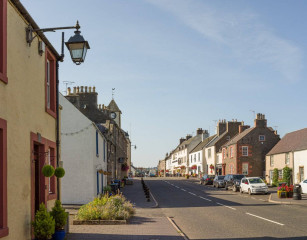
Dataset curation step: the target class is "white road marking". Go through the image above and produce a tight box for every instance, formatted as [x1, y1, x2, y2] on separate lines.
[181, 189, 187, 191]
[188, 192, 196, 195]
[246, 213, 284, 226]
[199, 196, 212, 202]
[216, 202, 236, 210]
[175, 186, 179, 188]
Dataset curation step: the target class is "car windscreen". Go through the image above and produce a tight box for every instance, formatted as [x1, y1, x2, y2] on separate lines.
[218, 176, 225, 180]
[233, 175, 245, 180]
[249, 178, 264, 184]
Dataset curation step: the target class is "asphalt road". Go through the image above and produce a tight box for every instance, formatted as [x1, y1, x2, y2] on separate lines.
[145, 178, 307, 240]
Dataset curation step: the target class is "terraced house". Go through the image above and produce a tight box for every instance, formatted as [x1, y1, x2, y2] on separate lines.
[0, 1, 62, 238]
[222, 114, 280, 177]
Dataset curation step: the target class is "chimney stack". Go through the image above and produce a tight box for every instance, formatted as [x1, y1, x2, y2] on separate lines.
[239, 125, 250, 133]
[180, 138, 185, 144]
[196, 128, 203, 135]
[186, 134, 192, 140]
[254, 113, 267, 128]
[202, 130, 209, 141]
[217, 120, 227, 136]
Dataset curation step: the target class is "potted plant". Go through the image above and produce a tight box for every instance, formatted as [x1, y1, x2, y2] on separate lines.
[32, 203, 55, 240]
[50, 200, 68, 240]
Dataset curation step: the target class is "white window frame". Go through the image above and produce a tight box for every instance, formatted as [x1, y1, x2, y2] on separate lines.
[242, 163, 248, 175]
[46, 59, 50, 109]
[270, 155, 274, 167]
[47, 149, 52, 193]
[285, 152, 290, 165]
[259, 135, 265, 141]
[230, 147, 233, 158]
[242, 146, 248, 156]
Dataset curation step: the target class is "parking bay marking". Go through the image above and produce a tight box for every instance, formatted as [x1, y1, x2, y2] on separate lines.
[188, 192, 196, 196]
[246, 212, 284, 226]
[181, 189, 187, 191]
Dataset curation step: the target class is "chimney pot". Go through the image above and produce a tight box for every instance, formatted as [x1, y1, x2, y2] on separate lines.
[89, 87, 92, 93]
[85, 86, 88, 93]
[93, 86, 96, 92]
[73, 87, 76, 94]
[67, 87, 71, 95]
[81, 86, 84, 92]
[77, 86, 80, 93]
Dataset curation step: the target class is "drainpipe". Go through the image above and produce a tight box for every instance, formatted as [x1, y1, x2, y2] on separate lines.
[56, 60, 60, 201]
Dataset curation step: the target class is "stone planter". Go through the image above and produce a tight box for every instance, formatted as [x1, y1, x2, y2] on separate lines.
[277, 190, 287, 198]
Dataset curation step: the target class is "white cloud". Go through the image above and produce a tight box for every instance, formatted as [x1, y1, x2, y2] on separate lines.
[145, 0, 303, 82]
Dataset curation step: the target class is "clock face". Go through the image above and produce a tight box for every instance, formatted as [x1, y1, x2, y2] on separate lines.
[110, 112, 117, 119]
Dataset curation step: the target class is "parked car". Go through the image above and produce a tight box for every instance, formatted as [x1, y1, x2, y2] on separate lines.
[300, 179, 307, 194]
[213, 175, 225, 188]
[224, 174, 245, 191]
[200, 174, 215, 185]
[240, 177, 268, 195]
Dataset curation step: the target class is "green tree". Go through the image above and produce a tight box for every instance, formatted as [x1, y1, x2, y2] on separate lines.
[283, 166, 292, 186]
[272, 168, 279, 187]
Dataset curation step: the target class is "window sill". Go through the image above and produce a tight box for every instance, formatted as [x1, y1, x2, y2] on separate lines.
[0, 227, 9, 238]
[47, 193, 57, 201]
[46, 108, 57, 119]
[0, 73, 8, 84]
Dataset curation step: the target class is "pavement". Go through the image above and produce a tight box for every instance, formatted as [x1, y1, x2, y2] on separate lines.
[66, 178, 185, 240]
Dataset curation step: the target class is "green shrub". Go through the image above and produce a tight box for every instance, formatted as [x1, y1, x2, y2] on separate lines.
[283, 166, 292, 186]
[103, 185, 112, 194]
[273, 168, 279, 186]
[76, 194, 135, 221]
[54, 167, 65, 178]
[50, 200, 68, 230]
[32, 203, 55, 240]
[42, 165, 55, 177]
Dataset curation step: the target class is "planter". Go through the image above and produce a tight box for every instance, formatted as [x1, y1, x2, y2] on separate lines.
[287, 192, 293, 198]
[52, 230, 65, 240]
[277, 190, 287, 198]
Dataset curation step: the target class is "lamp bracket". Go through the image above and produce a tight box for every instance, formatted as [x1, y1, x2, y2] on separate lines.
[26, 21, 81, 45]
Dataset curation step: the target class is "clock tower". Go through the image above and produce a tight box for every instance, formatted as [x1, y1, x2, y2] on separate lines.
[108, 99, 122, 127]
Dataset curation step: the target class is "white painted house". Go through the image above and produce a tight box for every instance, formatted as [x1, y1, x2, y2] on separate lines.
[60, 94, 107, 204]
[189, 135, 216, 175]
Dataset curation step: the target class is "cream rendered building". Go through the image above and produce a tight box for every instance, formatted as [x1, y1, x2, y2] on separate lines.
[0, 1, 63, 239]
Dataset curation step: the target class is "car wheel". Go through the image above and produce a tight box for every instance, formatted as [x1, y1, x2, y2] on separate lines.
[248, 189, 252, 195]
[213, 184, 216, 188]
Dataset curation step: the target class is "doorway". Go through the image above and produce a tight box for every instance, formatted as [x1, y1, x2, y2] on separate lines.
[34, 144, 40, 214]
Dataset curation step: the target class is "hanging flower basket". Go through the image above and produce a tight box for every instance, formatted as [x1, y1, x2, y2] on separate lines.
[121, 163, 129, 171]
[191, 165, 197, 170]
[209, 164, 214, 170]
[42, 165, 55, 177]
[180, 166, 186, 169]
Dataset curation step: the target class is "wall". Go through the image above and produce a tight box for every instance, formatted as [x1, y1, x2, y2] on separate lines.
[265, 153, 293, 183]
[0, 2, 57, 239]
[60, 94, 107, 204]
[294, 149, 307, 184]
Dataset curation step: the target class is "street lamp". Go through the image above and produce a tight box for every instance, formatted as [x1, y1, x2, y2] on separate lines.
[26, 21, 90, 64]
[65, 22, 90, 65]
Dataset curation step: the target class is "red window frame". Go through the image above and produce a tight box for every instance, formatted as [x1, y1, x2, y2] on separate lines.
[0, 118, 8, 238]
[45, 48, 56, 118]
[0, 0, 8, 84]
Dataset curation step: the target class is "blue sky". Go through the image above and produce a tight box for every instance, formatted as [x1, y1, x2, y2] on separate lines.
[21, 0, 307, 167]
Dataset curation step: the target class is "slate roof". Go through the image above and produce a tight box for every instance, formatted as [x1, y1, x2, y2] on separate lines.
[96, 124, 108, 134]
[108, 99, 122, 113]
[267, 128, 307, 155]
[224, 127, 254, 146]
[190, 135, 217, 153]
[206, 132, 227, 148]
